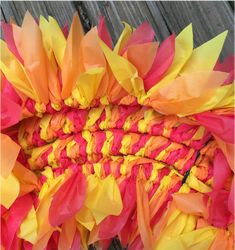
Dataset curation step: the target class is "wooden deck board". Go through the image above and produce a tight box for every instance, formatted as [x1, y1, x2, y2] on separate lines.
[156, 1, 234, 58]
[1, 1, 233, 59]
[80, 1, 171, 42]
[1, 1, 76, 26]
[80, 1, 234, 59]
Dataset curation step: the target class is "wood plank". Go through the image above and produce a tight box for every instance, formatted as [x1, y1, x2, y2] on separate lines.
[0, 7, 6, 39]
[153, 1, 234, 59]
[1, 1, 76, 26]
[73, 1, 91, 32]
[81, 1, 233, 59]
[228, 1, 234, 10]
[2, 1, 233, 60]
[1, 7, 6, 22]
[80, 1, 170, 43]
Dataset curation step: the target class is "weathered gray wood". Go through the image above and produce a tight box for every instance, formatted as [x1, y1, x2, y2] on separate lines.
[2, 1, 233, 60]
[81, 1, 234, 59]
[1, 6, 6, 21]
[228, 1, 234, 10]
[1, 1, 76, 26]
[155, 1, 234, 59]
[80, 1, 234, 59]
[1, 7, 6, 38]
[79, 1, 171, 43]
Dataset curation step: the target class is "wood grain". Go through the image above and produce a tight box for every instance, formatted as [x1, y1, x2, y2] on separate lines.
[155, 1, 234, 59]
[80, 1, 234, 59]
[2, 1, 233, 59]
[79, 1, 171, 42]
[1, 1, 76, 26]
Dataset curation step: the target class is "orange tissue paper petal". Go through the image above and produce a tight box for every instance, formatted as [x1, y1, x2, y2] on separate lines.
[124, 42, 158, 78]
[81, 27, 106, 71]
[12, 12, 49, 104]
[61, 14, 84, 99]
[0, 133, 20, 178]
[0, 40, 36, 101]
[149, 71, 230, 116]
[12, 161, 40, 196]
[136, 171, 153, 250]
[58, 217, 77, 250]
[173, 193, 207, 217]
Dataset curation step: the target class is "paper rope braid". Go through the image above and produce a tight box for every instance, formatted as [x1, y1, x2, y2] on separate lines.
[0, 12, 234, 250]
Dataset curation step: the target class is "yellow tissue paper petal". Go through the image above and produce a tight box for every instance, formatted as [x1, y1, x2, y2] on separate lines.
[0, 134, 20, 178]
[155, 227, 217, 250]
[85, 175, 123, 224]
[186, 174, 211, 193]
[85, 107, 104, 129]
[39, 114, 52, 141]
[100, 39, 136, 93]
[19, 206, 38, 244]
[101, 131, 113, 156]
[192, 127, 205, 140]
[181, 30, 228, 74]
[48, 16, 66, 68]
[0, 173, 20, 209]
[77, 223, 90, 249]
[76, 206, 95, 231]
[72, 67, 105, 107]
[211, 83, 234, 109]
[28, 144, 52, 170]
[82, 130, 93, 155]
[192, 83, 234, 115]
[39, 16, 58, 72]
[99, 39, 145, 98]
[99, 106, 112, 130]
[0, 40, 36, 101]
[39, 16, 55, 65]
[114, 22, 133, 54]
[148, 24, 193, 95]
[165, 212, 189, 237]
[182, 215, 196, 233]
[39, 16, 61, 103]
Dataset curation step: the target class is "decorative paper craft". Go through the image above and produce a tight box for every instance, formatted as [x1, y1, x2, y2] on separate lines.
[0, 12, 234, 250]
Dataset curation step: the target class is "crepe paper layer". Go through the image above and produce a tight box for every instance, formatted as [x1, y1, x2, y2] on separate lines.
[19, 105, 212, 151]
[0, 12, 234, 250]
[25, 130, 198, 175]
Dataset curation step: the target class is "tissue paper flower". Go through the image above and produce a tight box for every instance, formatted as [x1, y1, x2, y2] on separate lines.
[1, 12, 234, 250]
